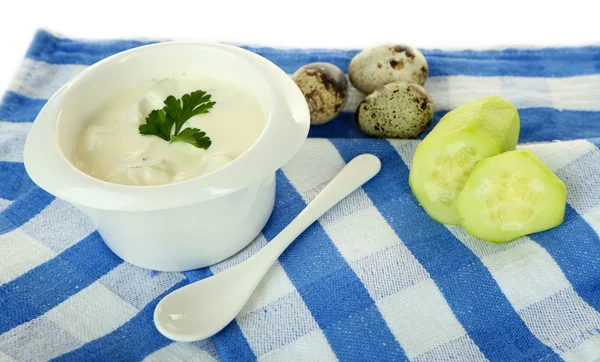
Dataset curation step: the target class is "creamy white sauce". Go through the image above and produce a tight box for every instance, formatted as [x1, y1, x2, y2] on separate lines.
[74, 76, 265, 186]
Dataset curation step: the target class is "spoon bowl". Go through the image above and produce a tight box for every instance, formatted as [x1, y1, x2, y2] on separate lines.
[155, 260, 263, 342]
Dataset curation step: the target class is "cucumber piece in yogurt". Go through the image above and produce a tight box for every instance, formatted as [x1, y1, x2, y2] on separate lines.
[409, 96, 520, 225]
[456, 150, 566, 243]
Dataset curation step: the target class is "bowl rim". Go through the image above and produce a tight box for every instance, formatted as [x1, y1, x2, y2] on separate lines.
[23, 41, 310, 212]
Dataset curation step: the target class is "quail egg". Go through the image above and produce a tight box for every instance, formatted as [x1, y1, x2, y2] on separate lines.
[356, 81, 434, 138]
[349, 45, 428, 94]
[292, 62, 349, 125]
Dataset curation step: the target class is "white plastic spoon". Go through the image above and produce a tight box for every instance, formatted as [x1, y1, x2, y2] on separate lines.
[154, 154, 381, 342]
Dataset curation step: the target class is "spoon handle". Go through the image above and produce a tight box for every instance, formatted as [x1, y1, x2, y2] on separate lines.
[253, 154, 382, 269]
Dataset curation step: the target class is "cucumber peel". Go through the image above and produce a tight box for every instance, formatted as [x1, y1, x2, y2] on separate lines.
[409, 96, 520, 225]
[456, 149, 567, 243]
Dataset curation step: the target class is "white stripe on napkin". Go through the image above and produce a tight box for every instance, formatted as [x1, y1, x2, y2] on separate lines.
[584, 206, 600, 237]
[143, 341, 219, 362]
[98, 263, 185, 310]
[21, 199, 95, 253]
[0, 229, 55, 285]
[392, 138, 600, 359]
[0, 198, 11, 213]
[343, 75, 600, 113]
[522, 140, 596, 172]
[549, 76, 600, 111]
[10, 59, 600, 113]
[0, 351, 17, 362]
[527, 141, 600, 239]
[45, 282, 138, 342]
[561, 335, 600, 362]
[376, 279, 487, 361]
[282, 139, 486, 360]
[237, 291, 324, 357]
[429, 75, 600, 113]
[412, 335, 491, 362]
[0, 121, 30, 163]
[209, 235, 268, 275]
[258, 330, 337, 362]
[458, 232, 571, 310]
[520, 288, 600, 362]
[9, 59, 86, 99]
[0, 316, 81, 361]
[554, 146, 600, 216]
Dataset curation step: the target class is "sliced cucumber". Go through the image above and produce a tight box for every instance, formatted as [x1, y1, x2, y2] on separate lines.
[456, 149, 567, 243]
[409, 96, 520, 224]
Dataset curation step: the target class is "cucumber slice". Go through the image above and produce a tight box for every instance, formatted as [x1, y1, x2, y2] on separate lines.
[409, 96, 520, 224]
[456, 149, 567, 243]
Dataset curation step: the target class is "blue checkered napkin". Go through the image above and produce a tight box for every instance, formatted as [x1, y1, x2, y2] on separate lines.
[1, 30, 600, 361]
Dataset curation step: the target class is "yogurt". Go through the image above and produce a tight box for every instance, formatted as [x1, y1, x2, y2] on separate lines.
[74, 76, 265, 186]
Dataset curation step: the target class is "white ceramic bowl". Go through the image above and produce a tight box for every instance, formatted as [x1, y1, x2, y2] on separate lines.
[23, 42, 310, 272]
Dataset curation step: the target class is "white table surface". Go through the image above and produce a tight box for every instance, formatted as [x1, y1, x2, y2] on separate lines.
[1, 0, 597, 93]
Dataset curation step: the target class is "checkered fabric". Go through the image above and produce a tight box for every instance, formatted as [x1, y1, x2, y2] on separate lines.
[1, 30, 600, 361]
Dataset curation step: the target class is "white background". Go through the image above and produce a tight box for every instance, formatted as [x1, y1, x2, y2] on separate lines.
[0, 0, 598, 92]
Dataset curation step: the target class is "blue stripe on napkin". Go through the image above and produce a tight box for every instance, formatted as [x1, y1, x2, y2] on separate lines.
[532, 206, 600, 312]
[26, 30, 156, 66]
[0, 162, 36, 200]
[241, 45, 600, 77]
[308, 109, 600, 143]
[0, 92, 47, 123]
[0, 232, 122, 335]
[331, 139, 560, 361]
[264, 171, 407, 360]
[24, 30, 600, 78]
[212, 323, 256, 361]
[0, 186, 53, 234]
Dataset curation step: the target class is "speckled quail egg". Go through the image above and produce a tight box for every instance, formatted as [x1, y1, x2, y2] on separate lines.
[349, 45, 428, 94]
[356, 81, 434, 138]
[292, 62, 349, 125]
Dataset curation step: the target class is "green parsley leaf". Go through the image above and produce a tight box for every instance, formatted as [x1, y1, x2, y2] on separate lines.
[164, 90, 215, 135]
[171, 128, 212, 149]
[138, 89, 216, 149]
[139, 109, 174, 141]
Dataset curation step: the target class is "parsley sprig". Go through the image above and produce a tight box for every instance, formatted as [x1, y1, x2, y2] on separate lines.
[139, 90, 215, 149]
